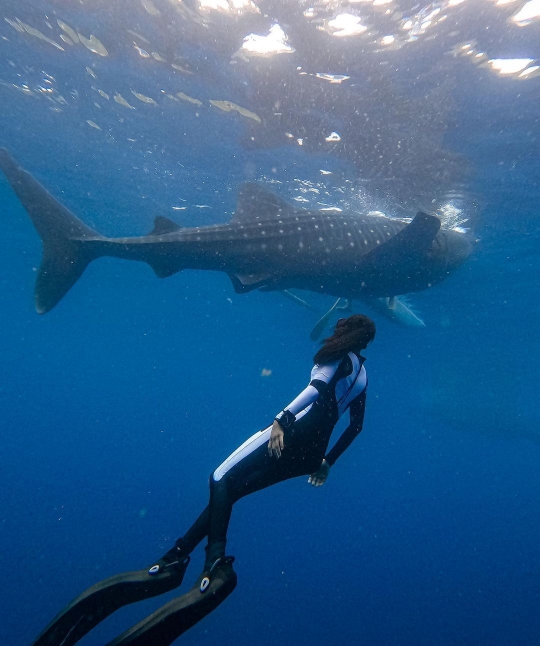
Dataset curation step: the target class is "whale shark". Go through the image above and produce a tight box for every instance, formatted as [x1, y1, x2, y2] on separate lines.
[0, 149, 471, 315]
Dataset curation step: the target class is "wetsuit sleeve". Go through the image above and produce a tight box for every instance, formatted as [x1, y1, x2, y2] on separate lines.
[325, 390, 367, 466]
[275, 362, 339, 429]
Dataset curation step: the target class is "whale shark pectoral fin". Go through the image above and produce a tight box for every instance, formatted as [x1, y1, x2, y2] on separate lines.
[229, 273, 273, 293]
[149, 216, 182, 236]
[232, 183, 297, 222]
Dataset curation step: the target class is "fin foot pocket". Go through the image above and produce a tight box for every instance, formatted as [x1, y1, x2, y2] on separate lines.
[31, 557, 190, 646]
[106, 557, 237, 646]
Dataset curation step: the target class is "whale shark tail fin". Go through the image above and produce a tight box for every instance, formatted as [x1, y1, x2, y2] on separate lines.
[0, 149, 104, 314]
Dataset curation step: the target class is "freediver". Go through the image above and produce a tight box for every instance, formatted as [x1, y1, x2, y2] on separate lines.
[33, 314, 376, 646]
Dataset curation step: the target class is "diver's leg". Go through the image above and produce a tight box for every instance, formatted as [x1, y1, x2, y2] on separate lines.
[151, 505, 210, 573]
[105, 428, 320, 645]
[204, 424, 320, 566]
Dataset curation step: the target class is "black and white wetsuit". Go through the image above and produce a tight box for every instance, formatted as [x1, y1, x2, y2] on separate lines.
[177, 352, 368, 564]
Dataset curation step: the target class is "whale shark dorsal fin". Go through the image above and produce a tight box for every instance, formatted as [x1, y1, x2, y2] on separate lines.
[149, 216, 182, 236]
[233, 183, 296, 222]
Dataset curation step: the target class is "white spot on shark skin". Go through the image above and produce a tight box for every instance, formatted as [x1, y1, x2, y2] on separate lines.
[318, 237, 323, 242]
[347, 232, 352, 237]
[279, 229, 284, 234]
[261, 244, 267, 249]
[299, 242, 304, 248]
[278, 244, 283, 250]
[262, 231, 266, 235]
[315, 225, 319, 229]
[297, 226, 302, 231]
[376, 240, 380, 244]
[350, 242, 355, 247]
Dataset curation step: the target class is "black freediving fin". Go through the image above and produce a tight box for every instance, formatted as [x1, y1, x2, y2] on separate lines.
[106, 557, 237, 646]
[31, 556, 190, 646]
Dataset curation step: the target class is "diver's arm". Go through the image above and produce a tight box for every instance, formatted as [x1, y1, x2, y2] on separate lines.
[274, 362, 339, 427]
[269, 362, 339, 458]
[324, 391, 367, 466]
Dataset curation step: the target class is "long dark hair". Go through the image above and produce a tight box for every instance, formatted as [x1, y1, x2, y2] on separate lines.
[314, 314, 376, 364]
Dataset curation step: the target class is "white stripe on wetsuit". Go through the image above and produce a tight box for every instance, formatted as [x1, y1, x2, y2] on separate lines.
[213, 426, 272, 482]
[212, 353, 365, 482]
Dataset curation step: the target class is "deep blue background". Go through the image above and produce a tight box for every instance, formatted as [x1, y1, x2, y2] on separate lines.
[1, 2, 540, 645]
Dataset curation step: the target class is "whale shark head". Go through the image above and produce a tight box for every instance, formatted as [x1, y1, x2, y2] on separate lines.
[430, 228, 472, 278]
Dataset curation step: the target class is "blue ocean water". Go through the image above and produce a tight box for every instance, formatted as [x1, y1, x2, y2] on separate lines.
[1, 1, 539, 644]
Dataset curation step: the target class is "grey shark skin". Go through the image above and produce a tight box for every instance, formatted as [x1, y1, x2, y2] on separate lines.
[0, 149, 471, 314]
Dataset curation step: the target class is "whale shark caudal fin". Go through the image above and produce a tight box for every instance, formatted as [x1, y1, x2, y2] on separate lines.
[0, 148, 105, 314]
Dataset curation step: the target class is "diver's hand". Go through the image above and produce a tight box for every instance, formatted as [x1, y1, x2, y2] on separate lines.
[308, 459, 330, 487]
[268, 420, 285, 458]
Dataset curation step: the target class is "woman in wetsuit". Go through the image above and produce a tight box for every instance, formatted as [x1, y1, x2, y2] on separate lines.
[33, 314, 376, 646]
